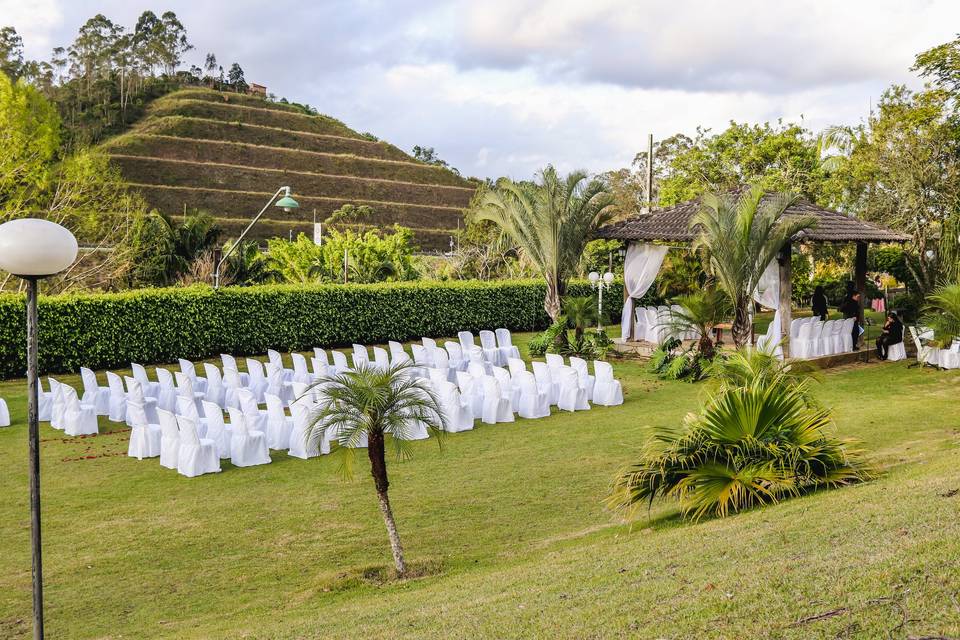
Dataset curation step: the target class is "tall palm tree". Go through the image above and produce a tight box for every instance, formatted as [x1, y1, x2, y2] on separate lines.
[691, 186, 815, 347]
[472, 166, 615, 321]
[304, 362, 445, 577]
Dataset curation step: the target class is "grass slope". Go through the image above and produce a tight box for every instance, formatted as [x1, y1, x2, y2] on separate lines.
[0, 339, 957, 639]
[103, 88, 477, 250]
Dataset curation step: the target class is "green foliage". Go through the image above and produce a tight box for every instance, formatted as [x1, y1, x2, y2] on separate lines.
[325, 203, 373, 224]
[610, 354, 871, 520]
[667, 288, 732, 359]
[128, 211, 220, 286]
[692, 185, 815, 346]
[579, 239, 624, 277]
[471, 165, 615, 321]
[648, 337, 709, 383]
[656, 251, 705, 298]
[656, 121, 826, 207]
[891, 291, 923, 322]
[0, 72, 61, 213]
[921, 283, 960, 347]
[0, 279, 618, 378]
[222, 240, 277, 286]
[562, 295, 600, 339]
[527, 318, 568, 357]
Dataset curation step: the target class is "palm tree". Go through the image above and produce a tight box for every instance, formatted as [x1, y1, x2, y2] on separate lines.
[666, 287, 732, 359]
[607, 361, 870, 521]
[691, 186, 815, 347]
[223, 240, 278, 285]
[304, 362, 445, 577]
[562, 295, 600, 341]
[922, 282, 960, 347]
[472, 166, 615, 322]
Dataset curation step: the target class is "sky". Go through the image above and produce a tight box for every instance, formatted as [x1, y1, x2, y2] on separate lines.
[4, 0, 960, 180]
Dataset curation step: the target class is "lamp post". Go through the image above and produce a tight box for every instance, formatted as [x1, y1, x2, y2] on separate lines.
[213, 186, 299, 289]
[588, 270, 615, 331]
[0, 218, 79, 640]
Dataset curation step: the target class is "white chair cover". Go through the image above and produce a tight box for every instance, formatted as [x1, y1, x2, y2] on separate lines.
[495, 328, 522, 363]
[105, 372, 127, 423]
[479, 376, 513, 424]
[80, 367, 110, 416]
[592, 361, 623, 406]
[62, 385, 98, 436]
[202, 400, 231, 458]
[264, 393, 294, 450]
[175, 415, 221, 477]
[514, 371, 550, 419]
[156, 409, 181, 469]
[0, 398, 8, 427]
[532, 361, 560, 406]
[479, 330, 501, 366]
[127, 400, 161, 459]
[202, 363, 226, 408]
[226, 406, 271, 467]
[555, 366, 590, 412]
[436, 380, 474, 432]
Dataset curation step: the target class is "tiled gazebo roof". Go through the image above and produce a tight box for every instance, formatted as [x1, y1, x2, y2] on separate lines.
[596, 191, 910, 244]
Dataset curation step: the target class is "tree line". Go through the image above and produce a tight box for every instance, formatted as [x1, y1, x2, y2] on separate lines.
[0, 11, 249, 151]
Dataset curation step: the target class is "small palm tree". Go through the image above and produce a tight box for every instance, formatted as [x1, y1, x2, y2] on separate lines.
[607, 366, 871, 521]
[562, 295, 600, 341]
[304, 363, 445, 577]
[922, 282, 960, 347]
[691, 186, 815, 347]
[472, 166, 615, 322]
[666, 287, 732, 359]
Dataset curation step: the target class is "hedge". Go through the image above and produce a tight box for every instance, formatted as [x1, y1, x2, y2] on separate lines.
[0, 280, 623, 379]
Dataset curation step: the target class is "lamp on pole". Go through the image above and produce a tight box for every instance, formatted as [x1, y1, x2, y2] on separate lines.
[588, 270, 615, 331]
[213, 186, 299, 289]
[0, 218, 79, 640]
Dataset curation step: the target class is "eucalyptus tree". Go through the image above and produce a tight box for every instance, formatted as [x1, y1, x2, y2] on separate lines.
[472, 166, 615, 322]
[691, 186, 815, 347]
[304, 363, 445, 577]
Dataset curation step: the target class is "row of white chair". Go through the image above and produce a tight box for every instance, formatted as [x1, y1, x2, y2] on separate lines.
[633, 305, 699, 344]
[791, 317, 856, 359]
[911, 327, 959, 368]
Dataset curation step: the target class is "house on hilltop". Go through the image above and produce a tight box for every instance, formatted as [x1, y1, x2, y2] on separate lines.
[246, 83, 267, 97]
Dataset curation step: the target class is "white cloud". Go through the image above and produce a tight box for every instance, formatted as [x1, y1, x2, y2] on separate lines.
[6, 0, 960, 179]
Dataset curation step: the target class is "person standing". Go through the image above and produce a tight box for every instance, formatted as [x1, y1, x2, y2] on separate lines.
[875, 311, 903, 360]
[811, 285, 829, 321]
[839, 292, 862, 349]
[871, 276, 886, 313]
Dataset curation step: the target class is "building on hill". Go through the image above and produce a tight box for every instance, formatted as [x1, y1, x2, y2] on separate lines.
[246, 83, 267, 97]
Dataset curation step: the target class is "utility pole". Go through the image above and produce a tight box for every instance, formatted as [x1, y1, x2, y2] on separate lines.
[644, 133, 654, 214]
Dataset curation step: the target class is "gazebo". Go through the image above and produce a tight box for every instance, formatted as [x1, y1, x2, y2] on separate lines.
[595, 190, 910, 357]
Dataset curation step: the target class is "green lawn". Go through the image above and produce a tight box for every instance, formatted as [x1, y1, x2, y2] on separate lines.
[0, 336, 958, 639]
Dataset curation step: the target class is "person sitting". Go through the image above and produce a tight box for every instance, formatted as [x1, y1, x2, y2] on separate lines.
[875, 311, 904, 360]
[811, 285, 828, 321]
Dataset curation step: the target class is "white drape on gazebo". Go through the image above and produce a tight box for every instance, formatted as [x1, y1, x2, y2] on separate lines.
[754, 259, 783, 358]
[620, 243, 669, 341]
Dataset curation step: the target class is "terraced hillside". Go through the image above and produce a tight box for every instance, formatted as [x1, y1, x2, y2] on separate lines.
[103, 88, 477, 249]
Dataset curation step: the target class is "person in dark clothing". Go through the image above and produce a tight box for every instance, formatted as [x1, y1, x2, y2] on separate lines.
[839, 292, 862, 349]
[811, 285, 829, 321]
[876, 311, 904, 360]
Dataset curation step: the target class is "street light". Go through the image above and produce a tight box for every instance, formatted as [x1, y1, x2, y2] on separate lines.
[213, 186, 299, 288]
[588, 270, 615, 331]
[0, 218, 78, 640]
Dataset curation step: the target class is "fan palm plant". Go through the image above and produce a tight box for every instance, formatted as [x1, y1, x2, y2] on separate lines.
[921, 282, 960, 347]
[666, 287, 732, 359]
[304, 363, 445, 577]
[562, 295, 600, 340]
[691, 186, 815, 347]
[472, 166, 615, 322]
[607, 372, 871, 521]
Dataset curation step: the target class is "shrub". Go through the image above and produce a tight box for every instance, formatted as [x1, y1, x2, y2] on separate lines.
[611, 350, 871, 520]
[0, 279, 622, 379]
[891, 291, 923, 322]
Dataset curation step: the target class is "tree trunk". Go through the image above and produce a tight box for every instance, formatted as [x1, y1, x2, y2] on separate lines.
[731, 297, 752, 348]
[367, 431, 406, 577]
[544, 275, 562, 323]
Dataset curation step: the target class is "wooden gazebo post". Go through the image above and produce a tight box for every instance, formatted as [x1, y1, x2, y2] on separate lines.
[855, 241, 868, 348]
[778, 241, 793, 358]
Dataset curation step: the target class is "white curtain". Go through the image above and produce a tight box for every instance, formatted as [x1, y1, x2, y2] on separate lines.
[754, 259, 783, 358]
[620, 243, 669, 340]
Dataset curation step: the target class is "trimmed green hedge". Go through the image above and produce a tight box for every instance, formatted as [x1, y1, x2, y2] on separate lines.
[0, 280, 623, 379]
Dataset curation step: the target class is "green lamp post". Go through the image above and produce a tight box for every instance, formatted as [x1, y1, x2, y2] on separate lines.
[213, 186, 299, 288]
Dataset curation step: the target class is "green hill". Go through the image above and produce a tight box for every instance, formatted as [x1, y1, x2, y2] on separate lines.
[102, 88, 476, 249]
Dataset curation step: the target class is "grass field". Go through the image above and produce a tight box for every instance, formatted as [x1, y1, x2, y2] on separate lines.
[0, 335, 958, 639]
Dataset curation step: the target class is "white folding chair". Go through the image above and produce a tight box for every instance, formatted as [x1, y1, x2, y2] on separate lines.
[80, 367, 110, 416]
[436, 380, 474, 432]
[455, 371, 483, 417]
[592, 361, 623, 406]
[131, 362, 159, 399]
[352, 344, 370, 369]
[178, 358, 208, 395]
[226, 406, 271, 467]
[156, 409, 181, 469]
[37, 377, 53, 422]
[291, 353, 313, 384]
[221, 354, 249, 386]
[237, 388, 268, 433]
[153, 367, 178, 412]
[331, 350, 350, 373]
[495, 328, 522, 363]
[245, 358, 269, 402]
[458, 331, 477, 357]
[289, 402, 327, 458]
[532, 361, 560, 406]
[126, 400, 161, 459]
[373, 347, 391, 370]
[175, 415, 221, 478]
[0, 398, 9, 427]
[48, 377, 65, 430]
[203, 363, 226, 408]
[445, 341, 466, 371]
[555, 366, 590, 412]
[124, 377, 158, 424]
[569, 357, 595, 399]
[514, 371, 550, 419]
[105, 372, 128, 423]
[264, 393, 294, 450]
[480, 376, 514, 424]
[479, 330, 501, 366]
[202, 400, 231, 459]
[312, 348, 335, 376]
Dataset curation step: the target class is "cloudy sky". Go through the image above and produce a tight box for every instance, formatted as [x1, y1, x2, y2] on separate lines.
[5, 0, 960, 179]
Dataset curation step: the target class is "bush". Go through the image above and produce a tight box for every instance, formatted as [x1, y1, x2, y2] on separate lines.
[891, 291, 923, 322]
[0, 279, 622, 379]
